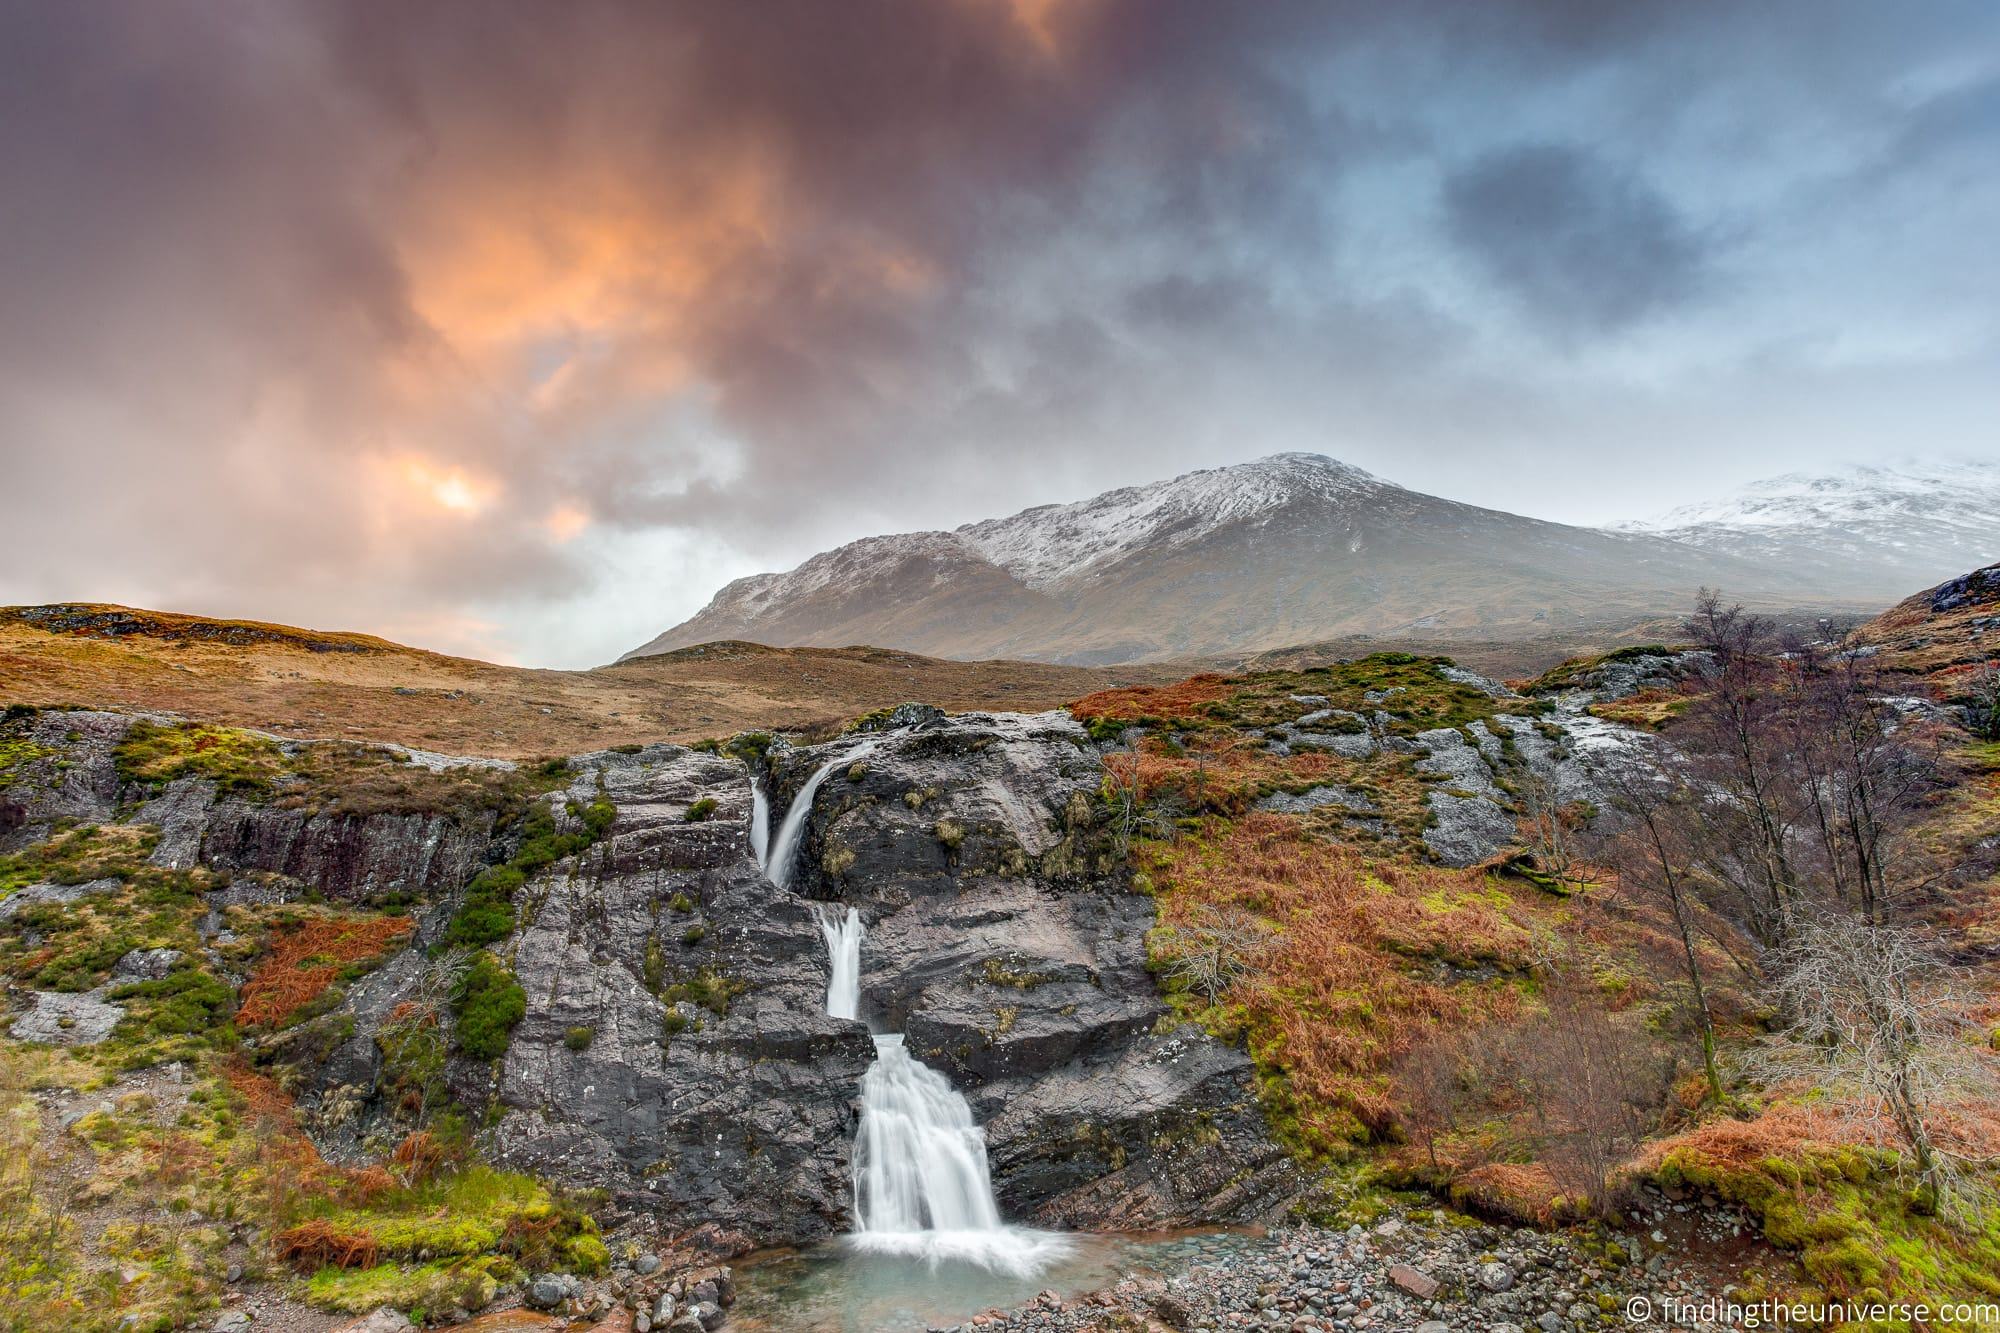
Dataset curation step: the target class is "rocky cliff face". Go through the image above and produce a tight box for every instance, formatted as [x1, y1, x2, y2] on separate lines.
[1, 705, 1293, 1249]
[768, 709, 1296, 1229]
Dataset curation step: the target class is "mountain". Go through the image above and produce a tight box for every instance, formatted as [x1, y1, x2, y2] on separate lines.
[1615, 460, 2000, 599]
[626, 453, 1844, 665]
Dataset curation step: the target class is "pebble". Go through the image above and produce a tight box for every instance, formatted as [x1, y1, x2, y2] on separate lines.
[969, 1212, 1741, 1333]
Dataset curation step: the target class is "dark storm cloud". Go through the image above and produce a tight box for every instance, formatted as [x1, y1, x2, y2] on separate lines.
[1442, 143, 1710, 336]
[0, 0, 1995, 664]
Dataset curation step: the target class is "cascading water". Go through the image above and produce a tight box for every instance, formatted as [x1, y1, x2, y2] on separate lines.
[817, 906, 864, 1022]
[817, 907, 1072, 1276]
[766, 741, 876, 890]
[749, 779, 771, 871]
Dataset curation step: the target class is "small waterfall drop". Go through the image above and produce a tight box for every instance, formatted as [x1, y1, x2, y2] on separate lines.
[816, 903, 1071, 1276]
[818, 906, 864, 1022]
[767, 740, 876, 890]
[749, 779, 771, 871]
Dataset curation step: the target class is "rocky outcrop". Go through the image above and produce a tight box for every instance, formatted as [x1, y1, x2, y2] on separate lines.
[304, 711, 1288, 1243]
[161, 799, 492, 903]
[3, 705, 1294, 1247]
[768, 710, 1297, 1231]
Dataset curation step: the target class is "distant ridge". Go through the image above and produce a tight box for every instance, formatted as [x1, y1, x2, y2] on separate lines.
[626, 453, 1857, 665]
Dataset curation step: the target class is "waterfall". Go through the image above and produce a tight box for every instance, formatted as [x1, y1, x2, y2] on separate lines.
[816, 903, 1071, 1276]
[818, 906, 864, 1022]
[767, 740, 876, 890]
[749, 778, 771, 870]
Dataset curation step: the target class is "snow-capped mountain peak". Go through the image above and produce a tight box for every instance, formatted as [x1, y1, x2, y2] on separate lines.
[956, 452, 1386, 589]
[1620, 459, 2000, 535]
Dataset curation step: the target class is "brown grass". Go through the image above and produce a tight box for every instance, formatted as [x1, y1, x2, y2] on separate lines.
[1071, 673, 1236, 725]
[276, 1219, 381, 1272]
[1146, 816, 1535, 1141]
[237, 914, 414, 1029]
[0, 605, 1184, 757]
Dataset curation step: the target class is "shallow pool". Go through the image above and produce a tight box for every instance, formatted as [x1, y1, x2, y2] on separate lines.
[729, 1227, 1268, 1332]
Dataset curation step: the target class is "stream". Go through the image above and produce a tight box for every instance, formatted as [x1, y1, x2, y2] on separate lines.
[728, 1228, 1270, 1332]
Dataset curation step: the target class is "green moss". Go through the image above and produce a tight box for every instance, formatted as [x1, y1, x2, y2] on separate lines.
[444, 797, 616, 949]
[683, 797, 718, 822]
[109, 966, 234, 1036]
[563, 1025, 595, 1051]
[452, 953, 525, 1061]
[1655, 1140, 2000, 1309]
[114, 721, 292, 797]
[305, 1260, 501, 1317]
[0, 734, 52, 790]
[659, 967, 745, 1016]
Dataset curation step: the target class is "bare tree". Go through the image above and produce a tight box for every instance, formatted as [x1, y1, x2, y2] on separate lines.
[1678, 590, 1805, 947]
[1758, 916, 1997, 1217]
[1394, 1031, 1476, 1174]
[1517, 759, 1585, 891]
[1103, 752, 1145, 857]
[374, 949, 468, 1127]
[1154, 904, 1266, 1007]
[1778, 630, 1944, 923]
[1593, 746, 1726, 1104]
[1962, 658, 2000, 741]
[1505, 963, 1674, 1217]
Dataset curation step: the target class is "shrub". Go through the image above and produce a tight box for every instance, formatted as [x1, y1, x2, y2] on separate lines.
[659, 968, 744, 1016]
[563, 1026, 595, 1052]
[452, 955, 525, 1061]
[109, 967, 234, 1035]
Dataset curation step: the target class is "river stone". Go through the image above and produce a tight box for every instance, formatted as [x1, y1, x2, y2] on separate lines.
[1480, 1260, 1516, 1292]
[1388, 1263, 1440, 1299]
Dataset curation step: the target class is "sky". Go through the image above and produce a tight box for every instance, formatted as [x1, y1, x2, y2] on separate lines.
[1, 1, 1996, 668]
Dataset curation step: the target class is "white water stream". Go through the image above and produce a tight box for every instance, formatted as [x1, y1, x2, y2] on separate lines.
[765, 741, 876, 890]
[749, 779, 771, 870]
[816, 906, 1071, 1275]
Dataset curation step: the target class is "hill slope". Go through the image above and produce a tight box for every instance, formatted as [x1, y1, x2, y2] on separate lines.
[0, 604, 1180, 757]
[628, 454, 1842, 665]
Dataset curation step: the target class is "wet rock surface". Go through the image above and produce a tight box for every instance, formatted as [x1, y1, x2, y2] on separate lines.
[2, 705, 1294, 1246]
[773, 710, 1298, 1232]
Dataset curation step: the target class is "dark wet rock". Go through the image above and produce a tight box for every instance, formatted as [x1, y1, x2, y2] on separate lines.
[157, 795, 493, 903]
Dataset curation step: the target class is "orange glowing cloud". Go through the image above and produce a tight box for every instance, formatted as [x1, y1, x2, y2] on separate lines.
[383, 455, 502, 518]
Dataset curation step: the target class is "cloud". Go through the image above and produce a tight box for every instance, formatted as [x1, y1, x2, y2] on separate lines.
[1442, 143, 1711, 337]
[0, 1, 1995, 665]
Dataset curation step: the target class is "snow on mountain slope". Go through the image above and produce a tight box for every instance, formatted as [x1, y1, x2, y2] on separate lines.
[958, 453, 1382, 589]
[1617, 460, 2000, 596]
[622, 453, 1848, 664]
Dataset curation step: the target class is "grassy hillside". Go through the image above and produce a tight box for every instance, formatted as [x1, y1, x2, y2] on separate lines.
[0, 604, 1182, 758]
